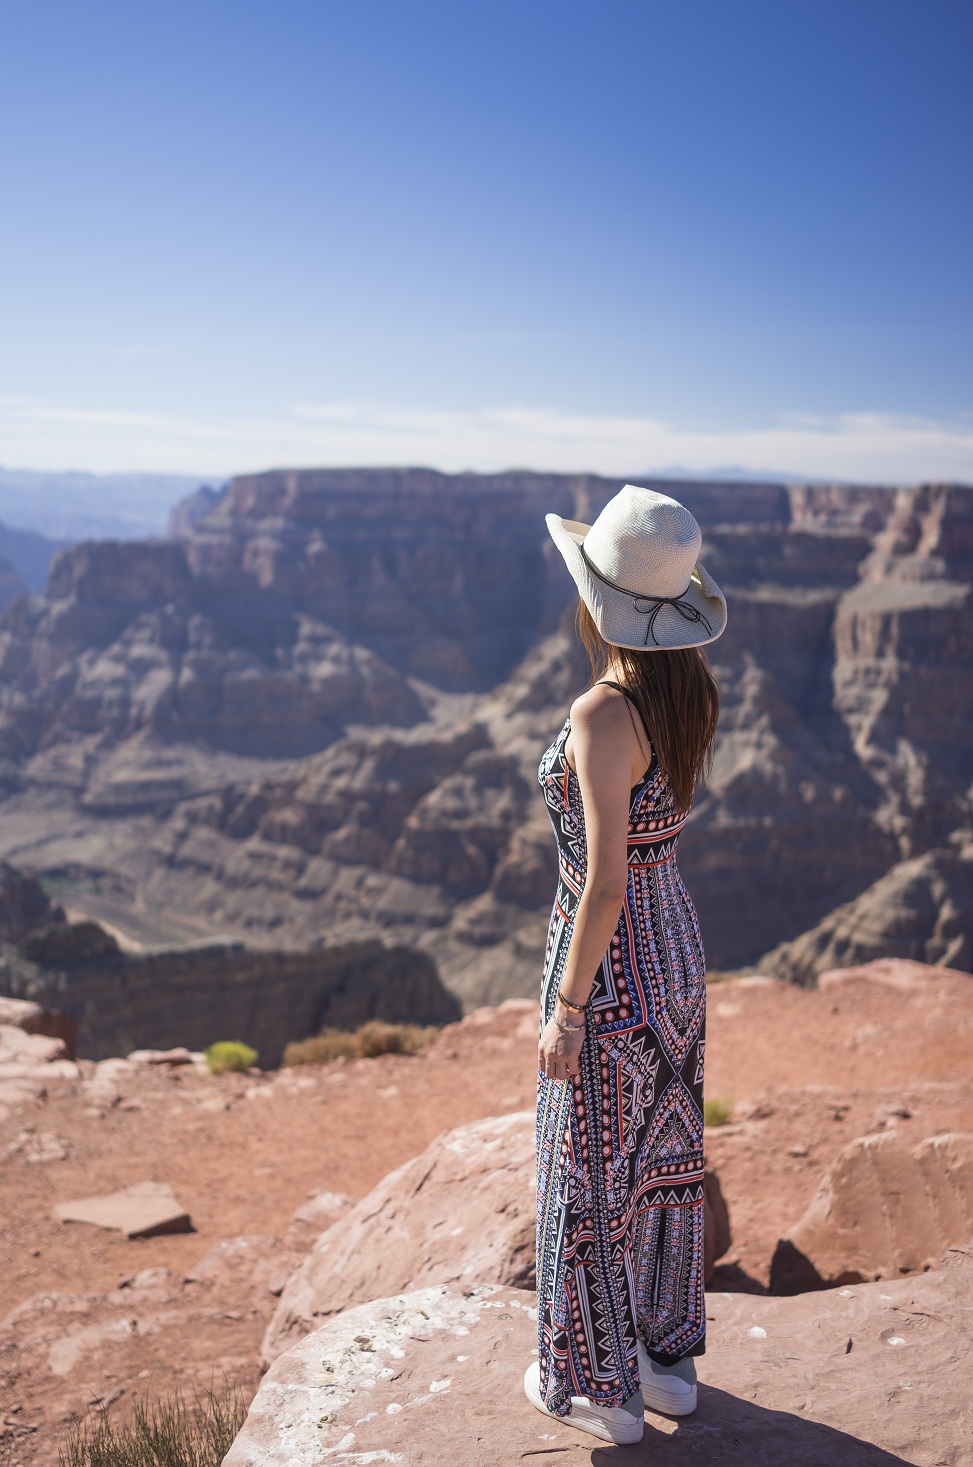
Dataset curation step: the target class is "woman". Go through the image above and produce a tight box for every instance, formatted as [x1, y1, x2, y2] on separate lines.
[524, 484, 726, 1446]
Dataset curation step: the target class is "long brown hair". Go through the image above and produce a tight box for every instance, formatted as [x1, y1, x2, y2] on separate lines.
[575, 601, 720, 811]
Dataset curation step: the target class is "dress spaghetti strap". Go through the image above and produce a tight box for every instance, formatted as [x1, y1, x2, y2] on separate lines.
[596, 677, 640, 710]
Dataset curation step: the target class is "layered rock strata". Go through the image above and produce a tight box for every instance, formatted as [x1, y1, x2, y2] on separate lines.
[0, 922, 459, 1065]
[0, 471, 968, 993]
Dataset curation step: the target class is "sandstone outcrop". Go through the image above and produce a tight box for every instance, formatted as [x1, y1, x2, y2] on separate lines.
[0, 1023, 77, 1122]
[227, 1248, 973, 1467]
[184, 1234, 305, 1299]
[126, 1045, 196, 1066]
[3, 971, 972, 1463]
[260, 1111, 536, 1366]
[0, 995, 77, 1057]
[769, 1130, 973, 1294]
[282, 1190, 354, 1253]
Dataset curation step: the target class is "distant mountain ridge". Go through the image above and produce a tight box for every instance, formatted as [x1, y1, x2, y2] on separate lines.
[0, 467, 215, 542]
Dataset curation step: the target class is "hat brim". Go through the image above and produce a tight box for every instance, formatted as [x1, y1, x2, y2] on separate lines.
[545, 513, 727, 651]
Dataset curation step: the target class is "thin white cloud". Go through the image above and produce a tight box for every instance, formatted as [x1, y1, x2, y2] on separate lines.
[1, 393, 972, 483]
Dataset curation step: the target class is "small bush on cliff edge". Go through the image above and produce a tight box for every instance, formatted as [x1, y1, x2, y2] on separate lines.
[58, 1378, 248, 1467]
[704, 1095, 735, 1128]
[283, 1018, 438, 1067]
[204, 1040, 258, 1075]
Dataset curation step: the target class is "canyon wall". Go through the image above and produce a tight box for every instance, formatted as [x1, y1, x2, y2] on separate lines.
[0, 469, 969, 1010]
[0, 922, 458, 1065]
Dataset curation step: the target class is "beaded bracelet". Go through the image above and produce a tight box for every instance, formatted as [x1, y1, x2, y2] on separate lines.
[556, 986, 589, 1015]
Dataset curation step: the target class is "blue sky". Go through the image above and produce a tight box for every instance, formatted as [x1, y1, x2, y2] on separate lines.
[1, 0, 971, 481]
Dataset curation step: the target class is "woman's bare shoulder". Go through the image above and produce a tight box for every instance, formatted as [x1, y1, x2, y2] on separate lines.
[569, 682, 632, 733]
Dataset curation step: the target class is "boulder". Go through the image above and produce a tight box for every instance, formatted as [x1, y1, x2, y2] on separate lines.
[0, 994, 77, 1057]
[770, 1130, 973, 1294]
[80, 1056, 137, 1110]
[0, 1022, 78, 1120]
[282, 1189, 354, 1252]
[260, 1111, 536, 1366]
[226, 1246, 973, 1467]
[704, 1166, 732, 1279]
[52, 1180, 192, 1239]
[0, 1019, 68, 1066]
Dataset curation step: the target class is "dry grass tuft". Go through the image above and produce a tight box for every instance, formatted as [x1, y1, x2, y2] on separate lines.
[58, 1379, 248, 1467]
[704, 1095, 735, 1128]
[204, 1041, 258, 1075]
[283, 1018, 439, 1067]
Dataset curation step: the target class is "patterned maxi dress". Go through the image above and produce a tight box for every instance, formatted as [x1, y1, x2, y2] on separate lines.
[535, 687, 707, 1417]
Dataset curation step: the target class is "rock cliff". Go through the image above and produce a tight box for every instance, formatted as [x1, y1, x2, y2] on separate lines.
[0, 924, 458, 1065]
[0, 469, 968, 999]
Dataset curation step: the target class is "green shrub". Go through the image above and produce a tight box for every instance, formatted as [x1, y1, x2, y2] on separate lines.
[58, 1379, 248, 1467]
[704, 1095, 735, 1128]
[283, 1018, 438, 1067]
[204, 1040, 258, 1075]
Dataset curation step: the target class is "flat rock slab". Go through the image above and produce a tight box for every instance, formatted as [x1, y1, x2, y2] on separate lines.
[126, 1046, 196, 1066]
[52, 1180, 192, 1239]
[225, 1247, 973, 1467]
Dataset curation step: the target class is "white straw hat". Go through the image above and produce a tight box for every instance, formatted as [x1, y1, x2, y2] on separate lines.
[546, 484, 727, 651]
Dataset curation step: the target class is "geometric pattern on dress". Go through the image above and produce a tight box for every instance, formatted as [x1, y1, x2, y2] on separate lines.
[694, 1036, 705, 1086]
[535, 710, 707, 1420]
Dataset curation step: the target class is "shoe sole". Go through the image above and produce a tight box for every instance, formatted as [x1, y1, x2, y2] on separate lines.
[637, 1345, 697, 1417]
[642, 1380, 697, 1416]
[524, 1365, 643, 1445]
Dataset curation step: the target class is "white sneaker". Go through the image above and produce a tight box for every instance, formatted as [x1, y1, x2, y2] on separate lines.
[637, 1340, 697, 1415]
[523, 1361, 643, 1445]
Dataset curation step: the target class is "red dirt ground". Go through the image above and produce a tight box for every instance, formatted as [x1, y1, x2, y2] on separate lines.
[1, 961, 971, 1463]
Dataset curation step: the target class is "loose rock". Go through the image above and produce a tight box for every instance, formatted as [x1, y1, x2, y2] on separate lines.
[282, 1189, 354, 1253]
[126, 1047, 195, 1066]
[52, 1181, 192, 1239]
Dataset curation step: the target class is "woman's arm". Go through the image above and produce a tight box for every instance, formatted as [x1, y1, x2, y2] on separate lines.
[538, 685, 637, 1082]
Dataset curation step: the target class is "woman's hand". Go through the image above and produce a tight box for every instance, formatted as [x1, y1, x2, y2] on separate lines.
[538, 1015, 585, 1083]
